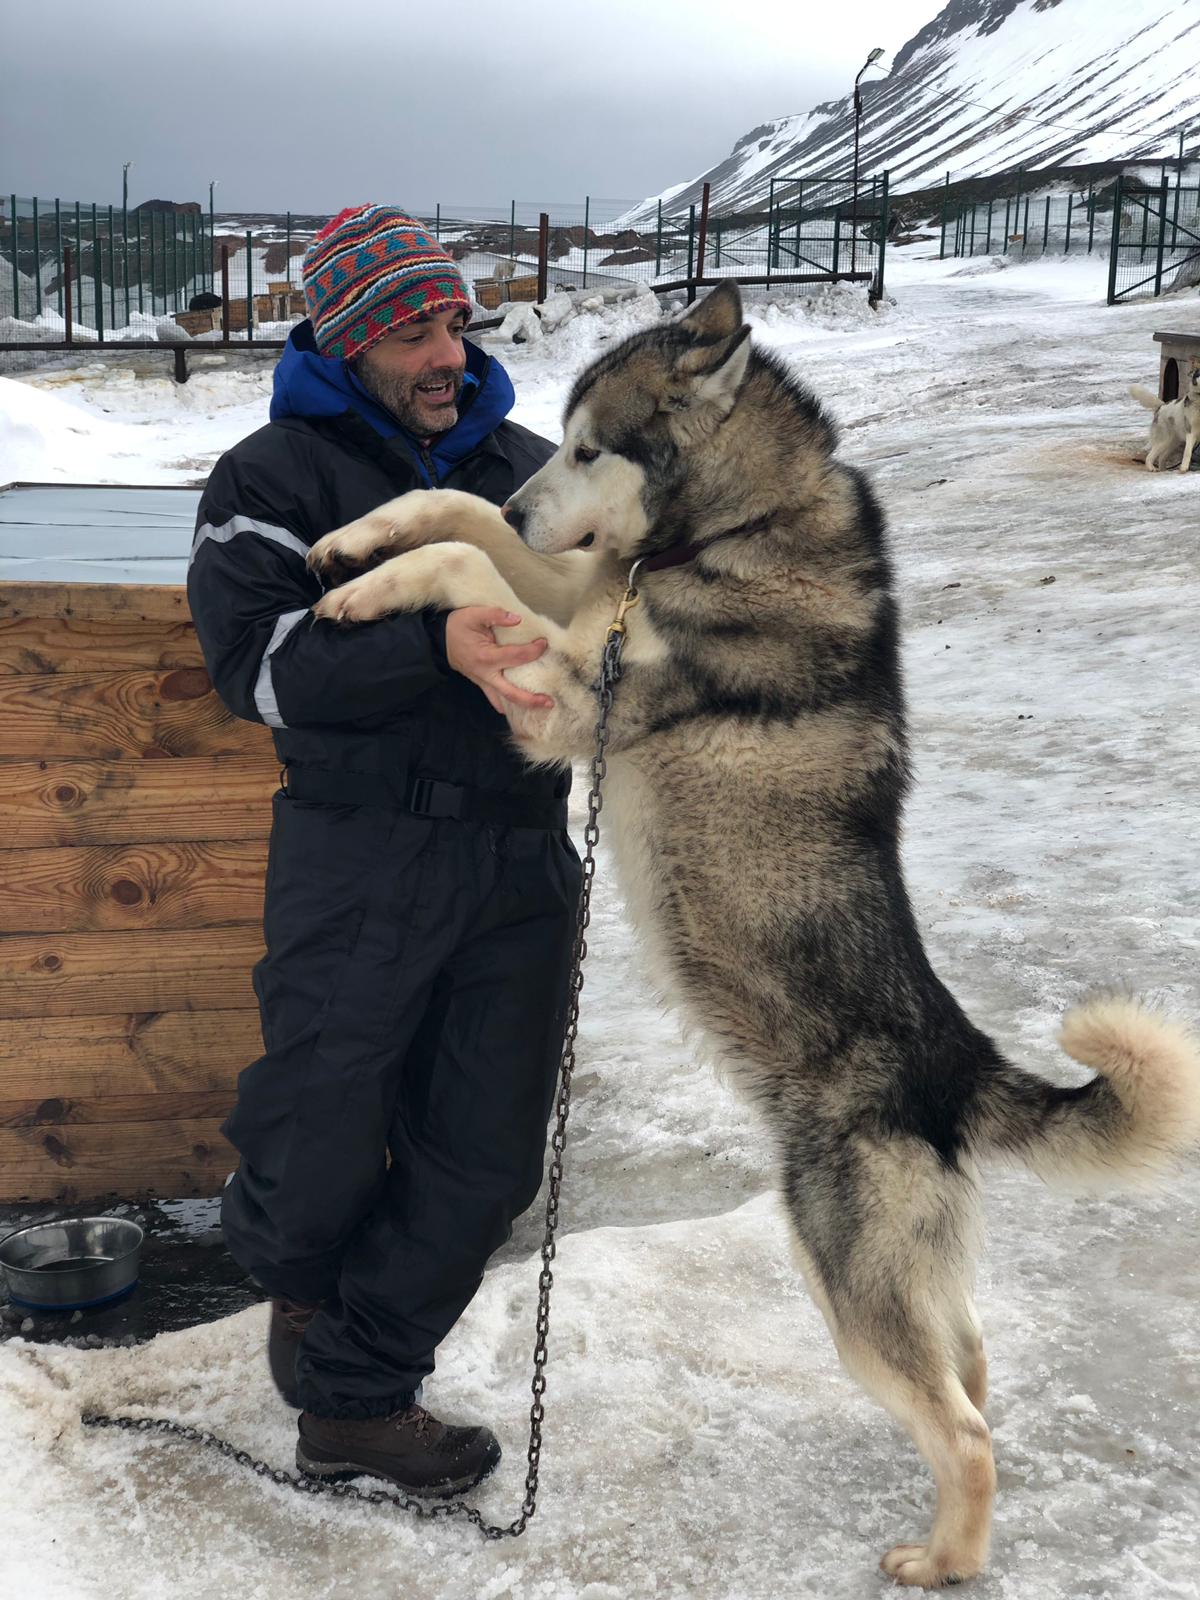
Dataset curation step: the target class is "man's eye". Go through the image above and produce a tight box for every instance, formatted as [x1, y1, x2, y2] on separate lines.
[575, 445, 599, 464]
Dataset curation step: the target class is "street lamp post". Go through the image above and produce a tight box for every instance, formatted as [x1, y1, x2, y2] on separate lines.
[851, 47, 885, 276]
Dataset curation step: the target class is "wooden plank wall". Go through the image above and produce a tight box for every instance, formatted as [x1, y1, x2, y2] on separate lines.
[0, 582, 278, 1201]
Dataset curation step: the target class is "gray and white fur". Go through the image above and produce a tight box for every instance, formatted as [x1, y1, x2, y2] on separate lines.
[307, 283, 1200, 1589]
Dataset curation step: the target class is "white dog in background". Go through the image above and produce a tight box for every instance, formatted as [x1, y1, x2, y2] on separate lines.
[1130, 368, 1200, 472]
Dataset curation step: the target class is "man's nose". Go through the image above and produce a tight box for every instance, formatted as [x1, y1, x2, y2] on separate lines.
[502, 501, 525, 536]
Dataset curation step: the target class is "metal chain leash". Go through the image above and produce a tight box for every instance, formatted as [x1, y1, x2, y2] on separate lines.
[82, 569, 644, 1542]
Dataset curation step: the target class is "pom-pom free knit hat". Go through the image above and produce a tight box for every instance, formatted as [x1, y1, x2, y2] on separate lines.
[302, 204, 471, 363]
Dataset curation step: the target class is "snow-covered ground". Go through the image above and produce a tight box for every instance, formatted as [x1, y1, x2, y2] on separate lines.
[1, 246, 1198, 1599]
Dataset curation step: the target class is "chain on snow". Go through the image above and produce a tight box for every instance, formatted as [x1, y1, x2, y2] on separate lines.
[82, 571, 642, 1542]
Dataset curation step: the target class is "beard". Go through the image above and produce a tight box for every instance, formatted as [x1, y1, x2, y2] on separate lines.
[352, 350, 465, 436]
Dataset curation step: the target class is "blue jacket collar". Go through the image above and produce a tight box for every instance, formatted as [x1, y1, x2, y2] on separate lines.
[269, 319, 515, 484]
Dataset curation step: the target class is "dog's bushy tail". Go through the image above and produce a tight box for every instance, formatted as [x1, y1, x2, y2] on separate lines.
[971, 995, 1200, 1188]
[1129, 384, 1161, 412]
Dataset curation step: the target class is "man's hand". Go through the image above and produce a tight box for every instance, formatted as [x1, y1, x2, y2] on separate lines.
[444, 607, 554, 716]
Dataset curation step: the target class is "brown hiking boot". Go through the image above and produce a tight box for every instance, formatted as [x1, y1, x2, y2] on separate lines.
[268, 1298, 318, 1408]
[296, 1403, 502, 1498]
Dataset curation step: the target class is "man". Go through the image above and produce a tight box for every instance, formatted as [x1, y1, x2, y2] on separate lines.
[187, 205, 580, 1497]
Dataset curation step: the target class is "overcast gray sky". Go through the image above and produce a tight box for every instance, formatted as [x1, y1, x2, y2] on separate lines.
[7, 0, 942, 215]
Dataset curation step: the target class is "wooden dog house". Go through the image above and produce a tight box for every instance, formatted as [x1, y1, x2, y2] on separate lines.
[1153, 330, 1200, 400]
[0, 483, 278, 1202]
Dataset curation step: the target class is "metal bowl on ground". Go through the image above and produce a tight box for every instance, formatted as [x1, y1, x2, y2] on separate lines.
[0, 1217, 144, 1312]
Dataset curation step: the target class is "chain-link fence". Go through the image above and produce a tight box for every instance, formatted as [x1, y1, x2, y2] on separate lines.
[1107, 171, 1200, 303]
[1, 182, 890, 378]
[938, 166, 1200, 267]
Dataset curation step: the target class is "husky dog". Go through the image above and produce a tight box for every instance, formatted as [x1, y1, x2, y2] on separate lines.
[1130, 368, 1200, 471]
[307, 284, 1200, 1588]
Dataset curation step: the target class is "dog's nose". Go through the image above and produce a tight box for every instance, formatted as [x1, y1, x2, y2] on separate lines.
[502, 501, 525, 536]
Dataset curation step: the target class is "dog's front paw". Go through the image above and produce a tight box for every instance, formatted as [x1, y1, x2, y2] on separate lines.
[307, 523, 391, 584]
[312, 564, 404, 624]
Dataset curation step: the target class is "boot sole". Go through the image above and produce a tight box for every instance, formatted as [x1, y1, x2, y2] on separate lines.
[295, 1438, 501, 1500]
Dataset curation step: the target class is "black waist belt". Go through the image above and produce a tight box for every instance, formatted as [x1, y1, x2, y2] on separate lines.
[282, 766, 568, 830]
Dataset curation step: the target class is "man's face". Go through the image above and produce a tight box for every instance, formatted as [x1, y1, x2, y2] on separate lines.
[353, 305, 469, 436]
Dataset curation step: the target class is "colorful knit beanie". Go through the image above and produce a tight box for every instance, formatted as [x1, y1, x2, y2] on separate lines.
[302, 204, 471, 363]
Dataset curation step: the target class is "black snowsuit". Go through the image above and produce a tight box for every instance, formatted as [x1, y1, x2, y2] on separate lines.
[187, 325, 580, 1419]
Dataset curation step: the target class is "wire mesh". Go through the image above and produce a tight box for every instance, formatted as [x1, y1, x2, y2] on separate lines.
[1108, 173, 1200, 303]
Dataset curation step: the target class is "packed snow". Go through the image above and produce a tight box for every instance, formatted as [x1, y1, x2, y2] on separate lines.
[1, 245, 1198, 1599]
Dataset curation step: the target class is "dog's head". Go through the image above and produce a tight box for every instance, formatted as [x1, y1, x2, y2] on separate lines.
[502, 281, 752, 558]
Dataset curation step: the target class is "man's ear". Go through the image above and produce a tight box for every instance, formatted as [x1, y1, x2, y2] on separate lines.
[662, 324, 752, 416]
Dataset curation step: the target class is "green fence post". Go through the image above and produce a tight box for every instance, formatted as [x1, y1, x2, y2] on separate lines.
[31, 196, 42, 315]
[655, 199, 662, 275]
[1106, 175, 1123, 304]
[766, 181, 774, 283]
[714, 216, 722, 268]
[245, 229, 254, 341]
[1022, 197, 1030, 254]
[285, 210, 292, 287]
[122, 200, 130, 326]
[209, 189, 215, 292]
[107, 205, 116, 328]
[938, 171, 950, 259]
[968, 203, 976, 256]
[9, 194, 18, 321]
[509, 199, 515, 265]
[869, 172, 889, 308]
[92, 204, 104, 340]
[582, 195, 589, 290]
[1042, 196, 1050, 254]
[686, 204, 696, 300]
[1087, 182, 1095, 252]
[985, 196, 993, 253]
[136, 214, 143, 314]
[435, 203, 441, 242]
[833, 207, 841, 273]
[55, 198, 63, 316]
[1064, 193, 1073, 254]
[1153, 173, 1169, 296]
[793, 182, 804, 266]
[1137, 191, 1150, 262]
[75, 201, 83, 323]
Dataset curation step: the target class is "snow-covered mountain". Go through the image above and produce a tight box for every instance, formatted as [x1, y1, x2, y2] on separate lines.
[620, 0, 1200, 222]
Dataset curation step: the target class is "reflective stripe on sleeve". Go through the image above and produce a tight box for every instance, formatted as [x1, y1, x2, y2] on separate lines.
[253, 608, 310, 729]
[191, 515, 311, 566]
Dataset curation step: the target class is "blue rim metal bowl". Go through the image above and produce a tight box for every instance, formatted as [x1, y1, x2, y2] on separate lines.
[0, 1216, 144, 1312]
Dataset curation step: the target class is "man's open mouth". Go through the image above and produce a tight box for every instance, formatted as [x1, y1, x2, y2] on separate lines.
[416, 379, 456, 403]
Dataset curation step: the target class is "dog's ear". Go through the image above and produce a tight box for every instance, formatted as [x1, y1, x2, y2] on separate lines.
[678, 280, 744, 340]
[663, 323, 752, 417]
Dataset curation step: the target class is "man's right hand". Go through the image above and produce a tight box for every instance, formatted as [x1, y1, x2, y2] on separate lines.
[444, 607, 554, 717]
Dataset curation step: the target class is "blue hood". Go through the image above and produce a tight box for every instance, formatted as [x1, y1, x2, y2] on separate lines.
[270, 319, 516, 484]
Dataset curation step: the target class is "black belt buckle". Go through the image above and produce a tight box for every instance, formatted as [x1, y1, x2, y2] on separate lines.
[406, 776, 464, 819]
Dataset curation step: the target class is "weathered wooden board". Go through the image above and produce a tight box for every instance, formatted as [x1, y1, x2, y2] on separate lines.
[0, 927, 263, 1017]
[0, 669, 267, 759]
[0, 757, 277, 847]
[0, 1117, 235, 1197]
[0, 582, 195, 624]
[0, 612, 203, 676]
[0, 840, 269, 932]
[0, 1090, 235, 1130]
[0, 1009, 260, 1099]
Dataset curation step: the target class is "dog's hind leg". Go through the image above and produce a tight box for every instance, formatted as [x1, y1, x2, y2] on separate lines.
[786, 1146, 995, 1588]
[1179, 431, 1197, 473]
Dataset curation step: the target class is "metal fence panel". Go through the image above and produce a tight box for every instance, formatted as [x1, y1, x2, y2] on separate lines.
[1107, 173, 1200, 303]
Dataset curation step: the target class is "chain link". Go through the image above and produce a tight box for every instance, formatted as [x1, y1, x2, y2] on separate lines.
[82, 595, 636, 1543]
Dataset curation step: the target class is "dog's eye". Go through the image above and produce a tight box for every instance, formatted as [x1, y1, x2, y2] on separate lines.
[575, 444, 600, 465]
